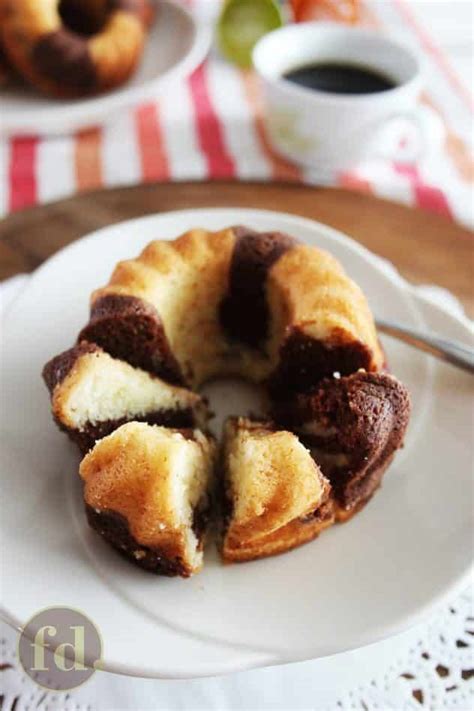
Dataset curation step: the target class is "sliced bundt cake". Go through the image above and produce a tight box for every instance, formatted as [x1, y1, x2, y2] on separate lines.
[79, 226, 384, 390]
[79, 422, 216, 577]
[220, 417, 333, 562]
[43, 225, 411, 574]
[43, 343, 209, 453]
[272, 371, 411, 519]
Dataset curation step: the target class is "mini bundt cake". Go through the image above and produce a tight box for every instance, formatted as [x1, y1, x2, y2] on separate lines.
[272, 371, 411, 519]
[0, 0, 155, 98]
[79, 422, 216, 577]
[44, 225, 410, 574]
[79, 226, 384, 392]
[221, 417, 334, 562]
[43, 342, 209, 454]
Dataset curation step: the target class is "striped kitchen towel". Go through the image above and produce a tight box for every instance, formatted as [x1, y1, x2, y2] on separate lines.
[1, 0, 472, 226]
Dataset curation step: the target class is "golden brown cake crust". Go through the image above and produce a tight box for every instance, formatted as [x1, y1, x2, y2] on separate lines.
[222, 499, 335, 563]
[267, 244, 384, 395]
[220, 417, 334, 563]
[79, 423, 216, 577]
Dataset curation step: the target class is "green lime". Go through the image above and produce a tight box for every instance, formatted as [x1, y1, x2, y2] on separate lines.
[217, 0, 283, 68]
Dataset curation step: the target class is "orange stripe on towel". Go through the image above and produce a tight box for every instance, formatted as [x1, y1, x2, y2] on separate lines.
[74, 127, 103, 192]
[338, 171, 373, 194]
[136, 103, 170, 181]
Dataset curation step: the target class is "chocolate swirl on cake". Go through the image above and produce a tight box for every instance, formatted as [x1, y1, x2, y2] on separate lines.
[220, 226, 296, 348]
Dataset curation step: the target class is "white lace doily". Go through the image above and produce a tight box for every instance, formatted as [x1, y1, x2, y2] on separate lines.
[332, 588, 474, 711]
[1, 587, 473, 710]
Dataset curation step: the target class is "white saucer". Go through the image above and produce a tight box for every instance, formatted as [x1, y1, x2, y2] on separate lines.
[1, 208, 472, 679]
[0, 0, 211, 136]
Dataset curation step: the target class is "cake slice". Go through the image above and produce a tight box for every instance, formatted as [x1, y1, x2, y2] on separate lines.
[79, 422, 216, 577]
[272, 371, 411, 519]
[221, 417, 333, 563]
[43, 343, 209, 453]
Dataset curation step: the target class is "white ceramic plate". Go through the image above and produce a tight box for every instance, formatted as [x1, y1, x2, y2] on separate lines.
[1, 208, 473, 679]
[0, 0, 211, 136]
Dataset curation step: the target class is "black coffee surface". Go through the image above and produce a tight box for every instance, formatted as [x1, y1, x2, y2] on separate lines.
[283, 62, 396, 95]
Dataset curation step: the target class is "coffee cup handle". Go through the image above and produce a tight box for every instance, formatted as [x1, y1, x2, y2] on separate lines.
[372, 106, 445, 165]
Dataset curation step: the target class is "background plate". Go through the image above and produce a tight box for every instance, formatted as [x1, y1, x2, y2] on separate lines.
[1, 208, 472, 678]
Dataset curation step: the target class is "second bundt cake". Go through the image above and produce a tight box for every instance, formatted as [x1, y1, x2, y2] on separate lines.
[0, 0, 155, 98]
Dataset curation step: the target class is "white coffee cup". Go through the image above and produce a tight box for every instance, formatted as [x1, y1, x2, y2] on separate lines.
[253, 23, 422, 171]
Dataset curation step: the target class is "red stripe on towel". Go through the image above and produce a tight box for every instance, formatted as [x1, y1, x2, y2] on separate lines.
[188, 64, 236, 178]
[394, 162, 453, 218]
[9, 136, 38, 211]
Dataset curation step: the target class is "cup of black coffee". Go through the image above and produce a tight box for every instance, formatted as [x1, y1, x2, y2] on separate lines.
[253, 23, 422, 170]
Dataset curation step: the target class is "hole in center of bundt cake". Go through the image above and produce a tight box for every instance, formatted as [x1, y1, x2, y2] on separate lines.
[200, 378, 267, 438]
[59, 0, 109, 36]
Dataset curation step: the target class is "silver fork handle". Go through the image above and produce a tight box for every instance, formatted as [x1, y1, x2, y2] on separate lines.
[376, 319, 474, 375]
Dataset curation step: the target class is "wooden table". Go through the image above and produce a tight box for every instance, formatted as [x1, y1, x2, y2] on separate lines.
[1, 182, 472, 316]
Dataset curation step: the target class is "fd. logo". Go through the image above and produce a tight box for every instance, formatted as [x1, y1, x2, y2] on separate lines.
[18, 607, 102, 690]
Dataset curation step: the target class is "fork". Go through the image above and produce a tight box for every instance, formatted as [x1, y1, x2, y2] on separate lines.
[376, 319, 474, 374]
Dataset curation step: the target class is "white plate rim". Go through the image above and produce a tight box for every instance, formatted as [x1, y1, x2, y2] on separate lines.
[1, 207, 473, 680]
[0, 0, 212, 137]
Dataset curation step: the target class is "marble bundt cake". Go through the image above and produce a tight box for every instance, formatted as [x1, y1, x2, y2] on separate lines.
[272, 371, 411, 520]
[44, 225, 410, 574]
[43, 342, 209, 454]
[79, 226, 384, 392]
[0, 0, 155, 99]
[221, 417, 334, 562]
[79, 422, 216, 577]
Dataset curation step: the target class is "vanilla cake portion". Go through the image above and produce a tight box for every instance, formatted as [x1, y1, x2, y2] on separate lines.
[221, 418, 334, 562]
[79, 422, 216, 577]
[43, 343, 209, 453]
